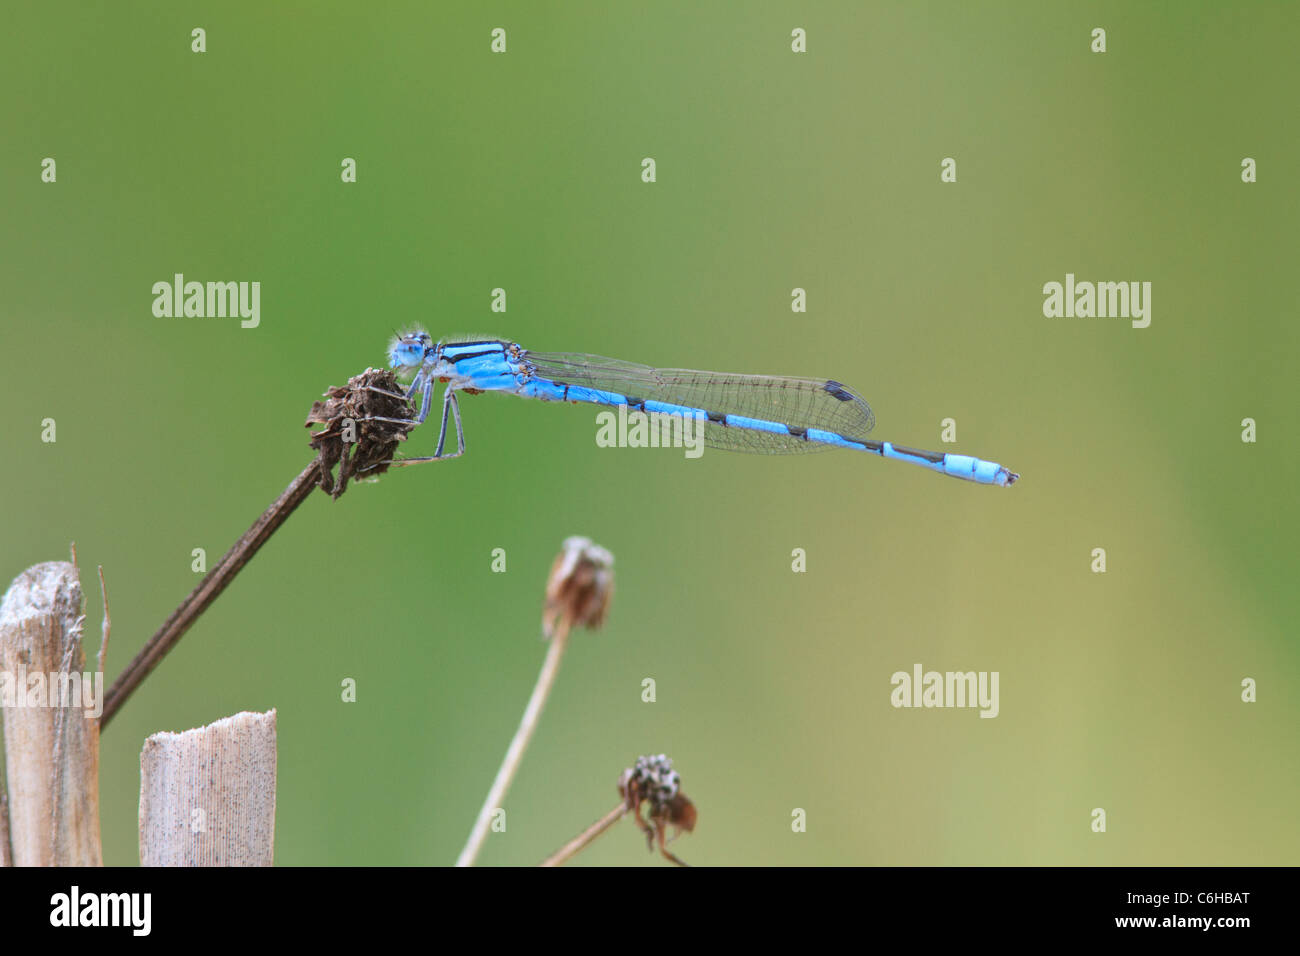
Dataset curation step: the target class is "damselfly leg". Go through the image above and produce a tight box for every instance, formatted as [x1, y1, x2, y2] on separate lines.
[373, 385, 465, 468]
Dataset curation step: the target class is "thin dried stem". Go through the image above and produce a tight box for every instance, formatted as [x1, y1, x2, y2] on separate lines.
[538, 802, 629, 867]
[99, 463, 320, 729]
[101, 368, 417, 730]
[456, 621, 572, 867]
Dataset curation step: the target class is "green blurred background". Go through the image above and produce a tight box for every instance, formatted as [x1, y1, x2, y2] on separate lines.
[2, 2, 1296, 865]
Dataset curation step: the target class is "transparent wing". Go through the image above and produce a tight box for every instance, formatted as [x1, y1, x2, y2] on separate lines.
[522, 351, 875, 454]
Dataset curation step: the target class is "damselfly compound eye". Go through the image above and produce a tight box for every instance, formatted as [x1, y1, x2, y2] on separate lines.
[388, 331, 430, 370]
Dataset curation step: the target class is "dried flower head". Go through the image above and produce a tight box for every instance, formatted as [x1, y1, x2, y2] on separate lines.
[542, 536, 614, 638]
[305, 368, 415, 498]
[619, 754, 697, 866]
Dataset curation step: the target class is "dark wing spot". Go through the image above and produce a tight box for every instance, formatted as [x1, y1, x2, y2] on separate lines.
[824, 380, 854, 402]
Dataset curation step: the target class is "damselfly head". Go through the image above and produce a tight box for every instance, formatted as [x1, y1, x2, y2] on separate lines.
[388, 330, 434, 371]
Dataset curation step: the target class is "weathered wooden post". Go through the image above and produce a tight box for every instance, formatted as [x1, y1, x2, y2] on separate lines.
[138, 710, 277, 866]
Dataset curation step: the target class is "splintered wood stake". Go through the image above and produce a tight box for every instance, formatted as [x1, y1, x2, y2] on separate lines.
[0, 561, 104, 866]
[1, 794, 12, 867]
[138, 709, 277, 866]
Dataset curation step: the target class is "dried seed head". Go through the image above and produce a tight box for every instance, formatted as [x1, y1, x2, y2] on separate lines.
[619, 754, 697, 865]
[619, 753, 696, 830]
[620, 753, 680, 809]
[306, 368, 415, 499]
[542, 536, 614, 638]
[663, 792, 697, 834]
